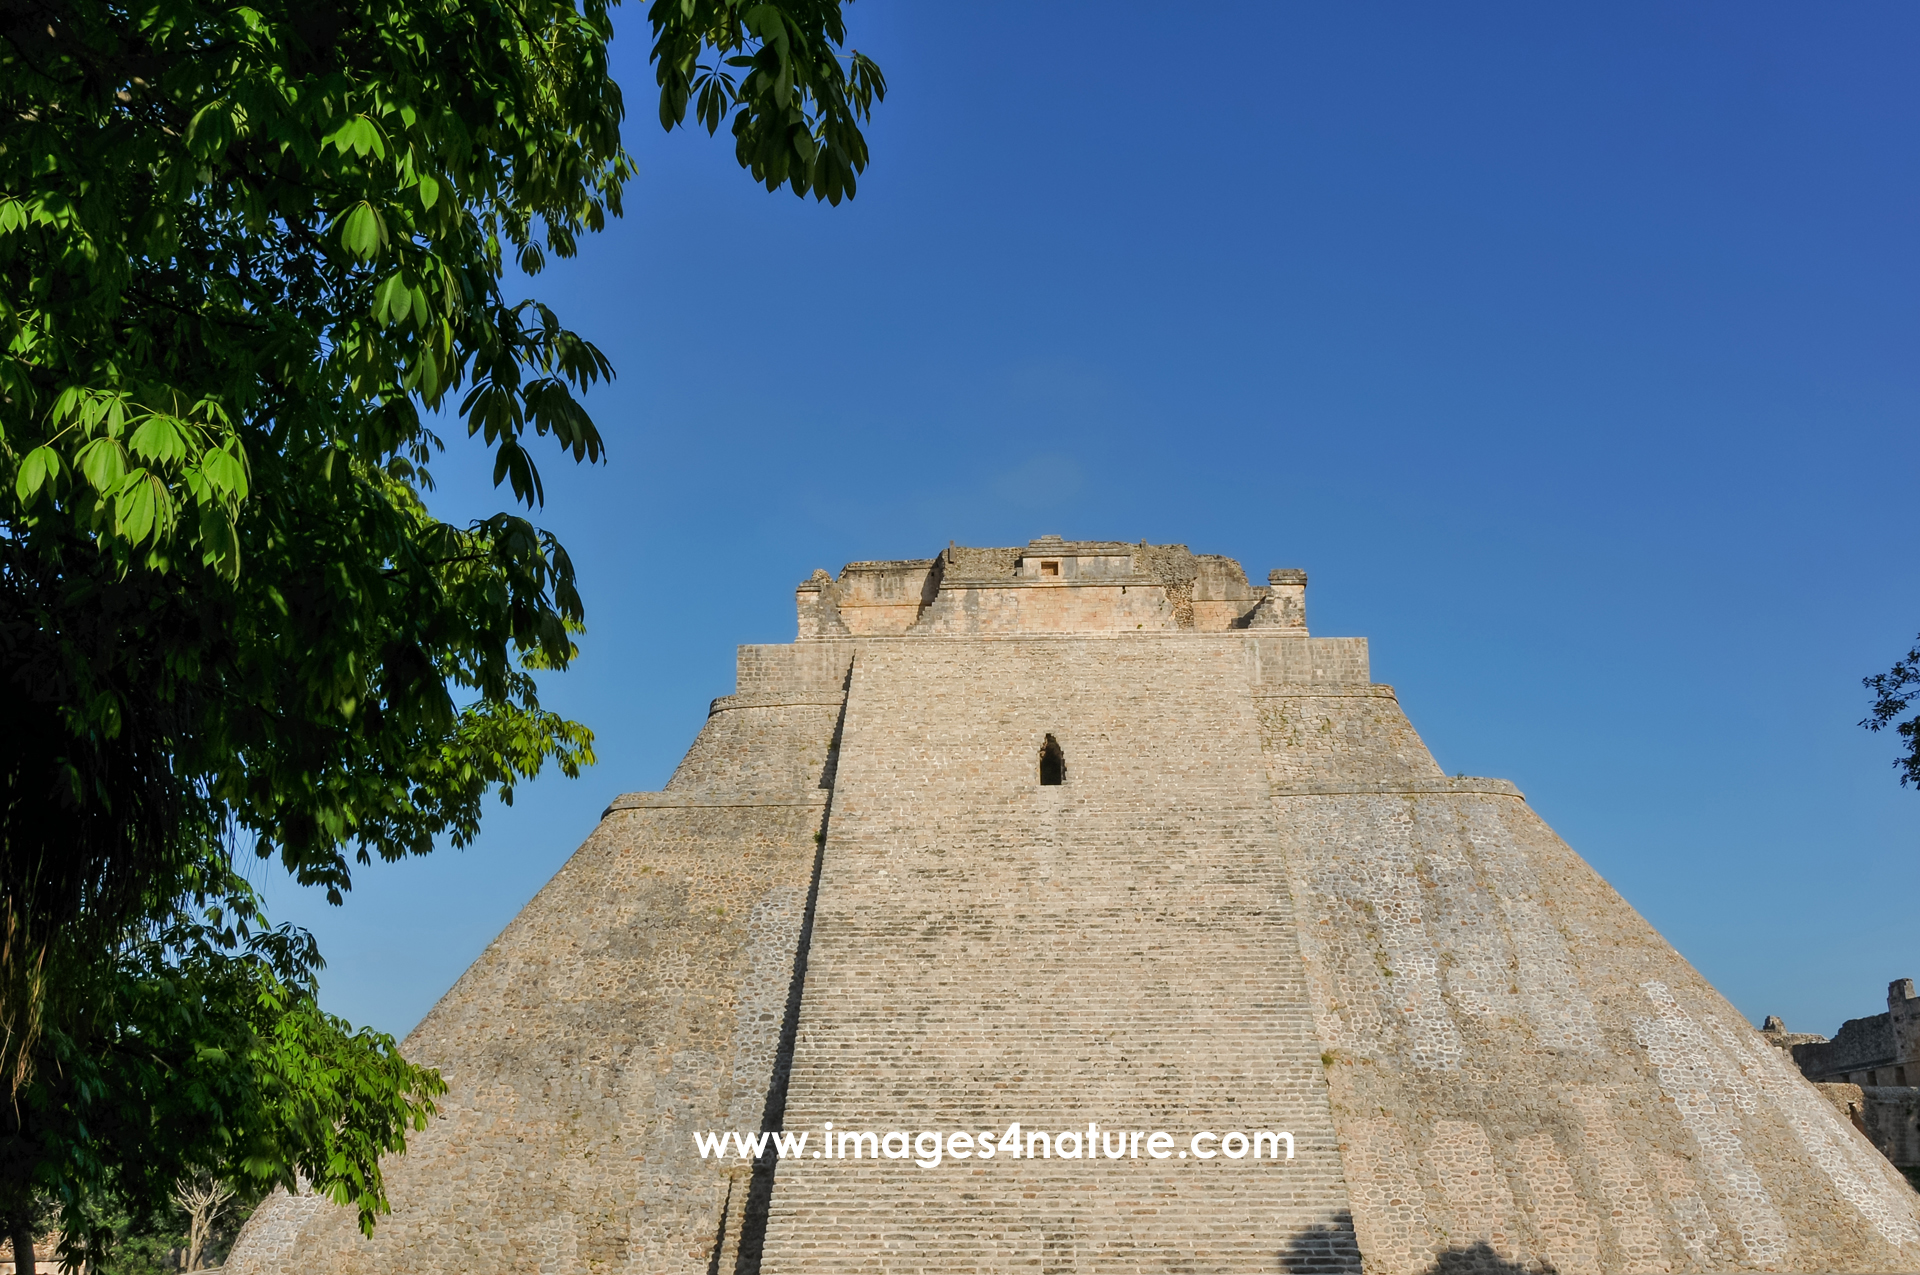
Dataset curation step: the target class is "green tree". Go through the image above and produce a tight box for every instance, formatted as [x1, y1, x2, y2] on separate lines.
[5, 869, 442, 1272]
[0, 0, 883, 1266]
[1863, 638, 1920, 787]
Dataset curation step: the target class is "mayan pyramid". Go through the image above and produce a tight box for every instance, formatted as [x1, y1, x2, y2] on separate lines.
[227, 538, 1920, 1275]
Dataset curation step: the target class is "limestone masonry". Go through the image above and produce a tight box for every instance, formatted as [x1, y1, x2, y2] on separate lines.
[227, 538, 1920, 1275]
[1763, 982, 1920, 1179]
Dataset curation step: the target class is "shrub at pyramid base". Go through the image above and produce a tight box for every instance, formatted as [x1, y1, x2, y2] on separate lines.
[226, 539, 1920, 1275]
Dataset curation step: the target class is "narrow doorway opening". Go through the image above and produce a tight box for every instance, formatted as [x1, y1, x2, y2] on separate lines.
[1039, 734, 1065, 785]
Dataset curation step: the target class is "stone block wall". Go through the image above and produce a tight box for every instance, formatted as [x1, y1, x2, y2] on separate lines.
[1796, 1016, 1899, 1084]
[736, 642, 854, 699]
[1263, 686, 1920, 1273]
[1246, 636, 1369, 686]
[226, 679, 844, 1275]
[1819, 1084, 1920, 1171]
[758, 637, 1357, 1273]
[1255, 686, 1440, 788]
[910, 577, 1183, 636]
[1890, 979, 1920, 1066]
[1776, 980, 1920, 1089]
[800, 540, 1295, 639]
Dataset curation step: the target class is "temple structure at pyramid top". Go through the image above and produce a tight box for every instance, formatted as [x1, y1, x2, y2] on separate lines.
[229, 538, 1920, 1275]
[797, 536, 1310, 637]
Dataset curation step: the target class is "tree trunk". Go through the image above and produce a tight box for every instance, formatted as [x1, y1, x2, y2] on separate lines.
[8, 1209, 34, 1275]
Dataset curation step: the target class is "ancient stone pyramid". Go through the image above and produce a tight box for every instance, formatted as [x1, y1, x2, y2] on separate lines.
[228, 539, 1920, 1275]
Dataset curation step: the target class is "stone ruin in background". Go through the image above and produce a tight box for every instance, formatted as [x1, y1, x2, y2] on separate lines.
[1764, 978, 1920, 1190]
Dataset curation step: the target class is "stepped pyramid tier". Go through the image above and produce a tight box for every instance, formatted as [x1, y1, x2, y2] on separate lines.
[228, 539, 1920, 1275]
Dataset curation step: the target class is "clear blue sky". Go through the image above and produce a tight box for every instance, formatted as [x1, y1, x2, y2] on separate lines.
[261, 1, 1920, 1043]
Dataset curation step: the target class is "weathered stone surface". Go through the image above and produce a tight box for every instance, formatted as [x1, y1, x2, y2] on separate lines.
[1766, 981, 1920, 1178]
[1783, 980, 1920, 1087]
[229, 540, 1920, 1275]
[759, 636, 1354, 1273]
[227, 698, 837, 1274]
[1816, 1084, 1920, 1175]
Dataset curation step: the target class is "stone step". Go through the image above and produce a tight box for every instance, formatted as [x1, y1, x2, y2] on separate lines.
[758, 639, 1355, 1273]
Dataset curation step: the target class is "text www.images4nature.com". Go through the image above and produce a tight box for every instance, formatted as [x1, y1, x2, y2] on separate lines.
[695, 1123, 1297, 1169]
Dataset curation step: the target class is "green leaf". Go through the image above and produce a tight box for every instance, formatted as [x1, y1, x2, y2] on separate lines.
[75, 437, 127, 492]
[340, 203, 389, 259]
[14, 445, 59, 502]
[372, 272, 410, 326]
[416, 174, 440, 211]
[201, 446, 249, 501]
[198, 504, 241, 578]
[129, 415, 188, 464]
[327, 116, 385, 160]
[113, 471, 167, 543]
[185, 102, 234, 156]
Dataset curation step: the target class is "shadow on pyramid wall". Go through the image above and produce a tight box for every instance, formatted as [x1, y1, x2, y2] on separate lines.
[1423, 1245, 1555, 1275]
[1281, 1214, 1550, 1275]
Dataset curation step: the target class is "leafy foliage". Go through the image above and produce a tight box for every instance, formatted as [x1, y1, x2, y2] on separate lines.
[0, 0, 883, 1009]
[12, 871, 441, 1269]
[1862, 638, 1920, 788]
[651, 0, 887, 204]
[93, 1192, 260, 1275]
[0, 0, 881, 1245]
[0, 0, 633, 966]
